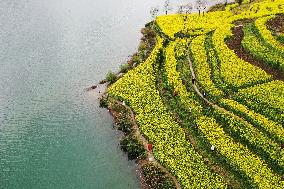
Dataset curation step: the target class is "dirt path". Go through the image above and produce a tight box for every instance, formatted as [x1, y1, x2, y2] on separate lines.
[111, 99, 181, 189]
[267, 14, 284, 34]
[226, 25, 284, 81]
[187, 55, 257, 126]
[88, 66, 181, 188]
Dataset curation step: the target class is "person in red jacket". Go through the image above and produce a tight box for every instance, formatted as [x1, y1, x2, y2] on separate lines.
[148, 144, 153, 152]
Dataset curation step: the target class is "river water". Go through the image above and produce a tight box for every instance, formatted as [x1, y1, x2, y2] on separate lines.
[0, 0, 230, 189]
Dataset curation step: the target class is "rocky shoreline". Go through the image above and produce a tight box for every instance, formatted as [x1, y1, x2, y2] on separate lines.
[89, 22, 177, 189]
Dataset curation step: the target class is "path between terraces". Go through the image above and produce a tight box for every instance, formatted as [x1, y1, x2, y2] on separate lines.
[90, 72, 182, 188]
[93, 38, 269, 189]
[113, 99, 181, 189]
[187, 52, 257, 128]
[114, 54, 250, 189]
[227, 25, 284, 81]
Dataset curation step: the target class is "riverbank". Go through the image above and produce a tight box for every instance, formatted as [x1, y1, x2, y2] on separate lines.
[93, 2, 242, 189]
[1, 0, 155, 188]
[91, 22, 178, 189]
[94, 1, 284, 188]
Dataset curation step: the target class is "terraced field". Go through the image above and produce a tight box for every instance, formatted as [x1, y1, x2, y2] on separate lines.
[107, 0, 284, 188]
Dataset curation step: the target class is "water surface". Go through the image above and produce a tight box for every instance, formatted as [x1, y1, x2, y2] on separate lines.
[0, 0, 230, 188]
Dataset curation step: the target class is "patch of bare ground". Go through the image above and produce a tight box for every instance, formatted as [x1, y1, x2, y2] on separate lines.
[226, 25, 284, 81]
[267, 14, 284, 34]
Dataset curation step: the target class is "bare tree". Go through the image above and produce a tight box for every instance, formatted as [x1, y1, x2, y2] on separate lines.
[178, 4, 192, 25]
[150, 7, 159, 20]
[184, 3, 193, 15]
[177, 5, 184, 14]
[176, 3, 192, 35]
[202, 1, 207, 16]
[179, 3, 193, 42]
[184, 3, 192, 46]
[196, 0, 207, 16]
[164, 0, 171, 15]
[177, 4, 193, 15]
[236, 0, 244, 5]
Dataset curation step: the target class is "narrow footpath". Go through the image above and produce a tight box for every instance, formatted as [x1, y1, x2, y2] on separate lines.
[101, 96, 181, 189]
[90, 82, 181, 188]
[187, 54, 258, 127]
[115, 100, 181, 189]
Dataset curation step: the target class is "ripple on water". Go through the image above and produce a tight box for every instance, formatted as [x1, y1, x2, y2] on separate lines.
[0, 0, 232, 188]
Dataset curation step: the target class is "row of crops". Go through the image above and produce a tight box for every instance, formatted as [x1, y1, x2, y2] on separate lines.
[107, 0, 284, 188]
[242, 16, 284, 73]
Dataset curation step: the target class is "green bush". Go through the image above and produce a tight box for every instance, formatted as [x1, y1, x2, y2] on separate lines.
[131, 54, 141, 65]
[106, 71, 117, 84]
[138, 41, 147, 52]
[99, 96, 108, 108]
[120, 135, 146, 160]
[277, 34, 284, 44]
[117, 115, 132, 135]
[142, 163, 175, 189]
[120, 63, 130, 73]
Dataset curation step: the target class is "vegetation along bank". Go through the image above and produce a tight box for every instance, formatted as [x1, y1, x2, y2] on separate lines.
[96, 0, 284, 188]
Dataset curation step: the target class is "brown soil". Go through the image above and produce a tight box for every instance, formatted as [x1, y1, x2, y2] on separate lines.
[226, 26, 284, 81]
[267, 14, 284, 34]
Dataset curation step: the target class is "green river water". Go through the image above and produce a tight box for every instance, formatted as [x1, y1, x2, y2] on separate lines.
[0, 0, 227, 188]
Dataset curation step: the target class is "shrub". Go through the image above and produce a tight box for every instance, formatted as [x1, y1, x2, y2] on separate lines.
[277, 34, 284, 44]
[142, 163, 175, 189]
[120, 135, 147, 160]
[117, 116, 132, 135]
[99, 96, 108, 108]
[138, 41, 147, 52]
[131, 54, 142, 65]
[120, 63, 130, 73]
[106, 71, 117, 84]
